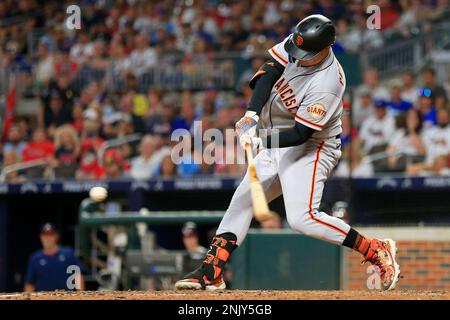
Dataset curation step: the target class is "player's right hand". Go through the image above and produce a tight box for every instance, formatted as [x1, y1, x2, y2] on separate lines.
[235, 110, 259, 142]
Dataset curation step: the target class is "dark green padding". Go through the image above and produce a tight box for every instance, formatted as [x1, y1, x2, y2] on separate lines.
[231, 230, 341, 290]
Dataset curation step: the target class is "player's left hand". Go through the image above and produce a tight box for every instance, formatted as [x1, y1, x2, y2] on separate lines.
[235, 111, 259, 138]
[240, 135, 264, 154]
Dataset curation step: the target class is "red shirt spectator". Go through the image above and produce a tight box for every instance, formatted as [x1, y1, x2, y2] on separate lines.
[380, 1, 400, 30]
[22, 129, 55, 161]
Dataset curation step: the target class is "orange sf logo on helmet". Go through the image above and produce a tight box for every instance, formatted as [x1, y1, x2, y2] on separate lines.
[295, 35, 303, 46]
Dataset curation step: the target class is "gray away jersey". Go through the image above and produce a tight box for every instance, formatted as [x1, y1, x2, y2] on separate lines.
[259, 36, 346, 139]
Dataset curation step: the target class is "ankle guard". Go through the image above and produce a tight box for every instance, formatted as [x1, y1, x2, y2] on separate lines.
[203, 232, 237, 281]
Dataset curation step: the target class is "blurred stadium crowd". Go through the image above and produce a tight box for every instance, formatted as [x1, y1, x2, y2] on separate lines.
[0, 0, 450, 182]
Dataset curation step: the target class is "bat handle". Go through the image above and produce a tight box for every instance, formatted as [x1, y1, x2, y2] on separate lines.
[244, 143, 258, 180]
[244, 143, 254, 164]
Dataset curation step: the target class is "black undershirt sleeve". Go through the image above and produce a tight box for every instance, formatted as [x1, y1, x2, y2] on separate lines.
[263, 121, 317, 148]
[247, 58, 285, 115]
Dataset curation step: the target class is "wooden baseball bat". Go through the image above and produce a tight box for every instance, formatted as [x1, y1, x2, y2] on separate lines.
[244, 143, 279, 222]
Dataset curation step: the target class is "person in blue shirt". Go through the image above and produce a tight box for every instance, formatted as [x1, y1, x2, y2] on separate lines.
[24, 223, 85, 292]
[387, 81, 413, 115]
[417, 88, 438, 128]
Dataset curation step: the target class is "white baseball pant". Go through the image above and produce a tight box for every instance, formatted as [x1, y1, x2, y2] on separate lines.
[216, 136, 351, 245]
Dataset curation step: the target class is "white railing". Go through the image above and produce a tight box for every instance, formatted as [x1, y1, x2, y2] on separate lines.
[97, 133, 143, 166]
[361, 22, 450, 80]
[0, 158, 49, 182]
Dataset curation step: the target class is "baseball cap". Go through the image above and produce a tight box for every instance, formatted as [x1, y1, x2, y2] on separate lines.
[374, 99, 388, 108]
[102, 112, 123, 125]
[389, 79, 403, 89]
[182, 221, 198, 237]
[83, 108, 99, 121]
[359, 85, 371, 97]
[40, 223, 57, 235]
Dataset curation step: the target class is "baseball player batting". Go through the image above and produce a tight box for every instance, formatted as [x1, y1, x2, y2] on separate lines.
[175, 15, 401, 291]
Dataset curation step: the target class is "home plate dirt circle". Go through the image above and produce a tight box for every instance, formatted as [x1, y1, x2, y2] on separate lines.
[0, 290, 449, 300]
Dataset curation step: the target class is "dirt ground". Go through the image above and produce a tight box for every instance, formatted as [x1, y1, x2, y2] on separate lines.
[0, 290, 449, 300]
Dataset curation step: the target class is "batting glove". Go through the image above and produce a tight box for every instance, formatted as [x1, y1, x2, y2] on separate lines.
[236, 110, 259, 145]
[240, 135, 264, 154]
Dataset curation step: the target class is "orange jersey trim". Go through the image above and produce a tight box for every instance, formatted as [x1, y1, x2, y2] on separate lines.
[308, 141, 348, 236]
[269, 48, 288, 65]
[295, 114, 324, 130]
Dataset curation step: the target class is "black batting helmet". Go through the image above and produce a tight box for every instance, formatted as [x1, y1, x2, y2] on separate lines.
[284, 14, 335, 61]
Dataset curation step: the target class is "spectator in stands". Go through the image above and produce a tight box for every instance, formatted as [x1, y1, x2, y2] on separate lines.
[408, 108, 450, 175]
[197, 86, 227, 116]
[116, 113, 137, 138]
[172, 92, 197, 132]
[339, 14, 383, 52]
[423, 108, 450, 163]
[102, 112, 121, 140]
[421, 67, 448, 109]
[40, 90, 73, 135]
[334, 141, 374, 178]
[417, 88, 438, 128]
[407, 155, 450, 176]
[174, 135, 201, 177]
[16, 116, 33, 141]
[145, 89, 163, 119]
[129, 33, 158, 77]
[71, 102, 84, 134]
[359, 99, 395, 154]
[34, 37, 54, 87]
[86, 40, 109, 73]
[103, 149, 129, 180]
[108, 41, 131, 80]
[395, 0, 421, 35]
[226, 17, 249, 51]
[379, 0, 401, 30]
[70, 31, 94, 65]
[387, 109, 426, 171]
[351, 85, 374, 127]
[401, 70, 419, 104]
[360, 68, 390, 101]
[49, 125, 80, 179]
[24, 223, 84, 292]
[214, 107, 233, 132]
[3, 125, 27, 160]
[177, 22, 197, 53]
[54, 44, 79, 78]
[2, 40, 32, 74]
[76, 109, 104, 180]
[146, 102, 174, 138]
[2, 0, 450, 183]
[387, 80, 413, 116]
[22, 128, 55, 162]
[47, 72, 75, 108]
[159, 154, 177, 177]
[118, 91, 147, 134]
[340, 111, 356, 149]
[130, 135, 170, 180]
[182, 221, 207, 260]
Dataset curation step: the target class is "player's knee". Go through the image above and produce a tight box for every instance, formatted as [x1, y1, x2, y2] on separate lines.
[286, 208, 312, 234]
